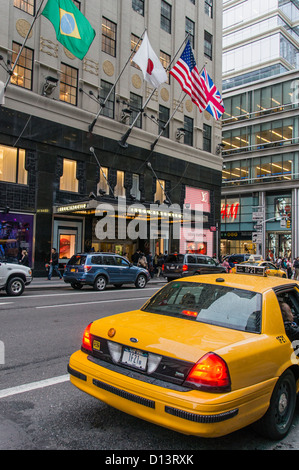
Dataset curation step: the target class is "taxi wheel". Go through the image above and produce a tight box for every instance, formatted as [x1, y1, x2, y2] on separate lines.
[93, 276, 107, 291]
[254, 370, 296, 440]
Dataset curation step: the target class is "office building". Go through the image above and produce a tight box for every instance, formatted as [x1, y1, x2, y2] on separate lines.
[0, 0, 223, 274]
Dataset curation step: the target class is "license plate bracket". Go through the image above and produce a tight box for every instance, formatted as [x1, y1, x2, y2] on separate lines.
[121, 347, 148, 371]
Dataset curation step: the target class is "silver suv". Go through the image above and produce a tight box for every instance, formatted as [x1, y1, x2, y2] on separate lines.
[0, 260, 32, 296]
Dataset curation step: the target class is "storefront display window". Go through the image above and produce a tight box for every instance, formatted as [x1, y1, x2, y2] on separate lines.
[0, 213, 33, 265]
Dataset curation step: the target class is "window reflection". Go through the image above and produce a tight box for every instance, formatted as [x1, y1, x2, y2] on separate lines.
[222, 154, 294, 185]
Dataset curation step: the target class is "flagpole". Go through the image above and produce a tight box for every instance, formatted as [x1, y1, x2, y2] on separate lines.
[118, 33, 191, 149]
[4, 0, 46, 91]
[88, 28, 147, 133]
[150, 61, 207, 151]
[150, 93, 187, 151]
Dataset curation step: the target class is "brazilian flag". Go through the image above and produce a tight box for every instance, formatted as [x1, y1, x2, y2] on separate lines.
[42, 0, 96, 60]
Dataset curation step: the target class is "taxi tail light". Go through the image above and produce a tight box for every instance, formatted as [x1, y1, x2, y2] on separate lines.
[182, 264, 188, 272]
[184, 352, 231, 392]
[82, 323, 93, 352]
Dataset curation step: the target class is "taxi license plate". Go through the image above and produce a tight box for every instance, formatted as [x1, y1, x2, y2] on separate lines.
[71, 268, 76, 272]
[122, 347, 147, 371]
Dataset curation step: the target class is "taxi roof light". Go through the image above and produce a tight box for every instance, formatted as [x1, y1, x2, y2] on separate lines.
[185, 352, 231, 392]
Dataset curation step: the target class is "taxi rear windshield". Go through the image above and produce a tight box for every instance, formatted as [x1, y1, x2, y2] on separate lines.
[141, 281, 262, 333]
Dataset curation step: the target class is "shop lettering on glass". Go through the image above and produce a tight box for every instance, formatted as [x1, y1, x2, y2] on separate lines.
[221, 199, 240, 222]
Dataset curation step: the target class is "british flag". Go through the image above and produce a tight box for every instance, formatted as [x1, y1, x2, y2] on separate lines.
[169, 41, 207, 112]
[199, 67, 225, 120]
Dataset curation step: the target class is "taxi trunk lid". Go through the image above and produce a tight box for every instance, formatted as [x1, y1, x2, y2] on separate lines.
[90, 311, 250, 386]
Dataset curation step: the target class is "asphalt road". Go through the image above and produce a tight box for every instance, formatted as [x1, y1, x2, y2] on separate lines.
[0, 278, 299, 453]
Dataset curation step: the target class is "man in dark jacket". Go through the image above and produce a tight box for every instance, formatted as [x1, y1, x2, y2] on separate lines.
[48, 248, 62, 280]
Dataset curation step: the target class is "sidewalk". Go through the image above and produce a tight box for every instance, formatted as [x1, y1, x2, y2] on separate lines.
[27, 276, 167, 289]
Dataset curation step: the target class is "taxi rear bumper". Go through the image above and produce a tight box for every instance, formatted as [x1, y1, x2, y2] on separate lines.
[68, 350, 276, 438]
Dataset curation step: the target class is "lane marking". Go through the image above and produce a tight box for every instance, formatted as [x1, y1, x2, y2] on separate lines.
[36, 296, 150, 309]
[0, 302, 14, 306]
[20, 286, 160, 300]
[0, 375, 69, 399]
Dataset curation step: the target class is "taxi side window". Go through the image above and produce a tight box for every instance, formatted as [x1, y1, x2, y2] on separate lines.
[277, 288, 299, 324]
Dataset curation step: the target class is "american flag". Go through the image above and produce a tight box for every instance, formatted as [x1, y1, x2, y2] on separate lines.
[170, 41, 207, 112]
[199, 68, 225, 120]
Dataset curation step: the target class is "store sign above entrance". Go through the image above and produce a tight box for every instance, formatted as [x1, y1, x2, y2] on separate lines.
[55, 203, 88, 213]
[221, 199, 240, 222]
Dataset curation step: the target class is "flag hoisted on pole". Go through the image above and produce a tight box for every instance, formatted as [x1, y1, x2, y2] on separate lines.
[42, 0, 96, 60]
[170, 40, 207, 112]
[118, 33, 190, 149]
[170, 40, 225, 120]
[88, 28, 147, 133]
[199, 67, 225, 120]
[132, 32, 167, 88]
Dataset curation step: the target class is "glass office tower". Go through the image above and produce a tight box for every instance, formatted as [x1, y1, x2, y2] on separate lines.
[221, 0, 299, 260]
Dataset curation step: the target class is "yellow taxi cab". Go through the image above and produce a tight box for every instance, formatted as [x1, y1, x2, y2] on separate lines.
[68, 265, 299, 440]
[232, 260, 287, 278]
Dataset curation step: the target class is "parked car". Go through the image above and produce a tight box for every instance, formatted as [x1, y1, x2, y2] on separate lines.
[162, 253, 226, 281]
[0, 259, 32, 296]
[63, 253, 150, 290]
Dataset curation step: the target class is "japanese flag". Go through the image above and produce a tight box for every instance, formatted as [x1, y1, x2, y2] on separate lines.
[133, 32, 167, 88]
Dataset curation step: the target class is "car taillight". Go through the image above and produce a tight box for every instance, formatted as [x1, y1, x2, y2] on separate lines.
[82, 323, 93, 352]
[182, 264, 188, 271]
[184, 352, 231, 392]
[162, 264, 165, 271]
[84, 265, 92, 273]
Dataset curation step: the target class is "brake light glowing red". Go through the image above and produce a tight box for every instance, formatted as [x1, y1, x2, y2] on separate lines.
[185, 353, 231, 392]
[82, 323, 93, 352]
[182, 264, 188, 271]
[181, 310, 198, 318]
[162, 264, 165, 271]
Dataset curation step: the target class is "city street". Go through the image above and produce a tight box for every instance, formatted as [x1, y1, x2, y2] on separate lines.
[0, 279, 299, 451]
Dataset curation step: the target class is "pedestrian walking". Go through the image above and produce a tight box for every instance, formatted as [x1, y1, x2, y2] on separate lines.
[48, 248, 62, 280]
[287, 258, 293, 279]
[294, 257, 299, 280]
[19, 249, 30, 267]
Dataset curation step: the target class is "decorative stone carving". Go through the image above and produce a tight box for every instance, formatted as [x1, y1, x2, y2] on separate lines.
[83, 58, 99, 76]
[132, 74, 142, 89]
[40, 37, 58, 58]
[185, 99, 193, 113]
[16, 19, 33, 39]
[63, 47, 75, 60]
[103, 60, 114, 77]
[160, 88, 169, 102]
